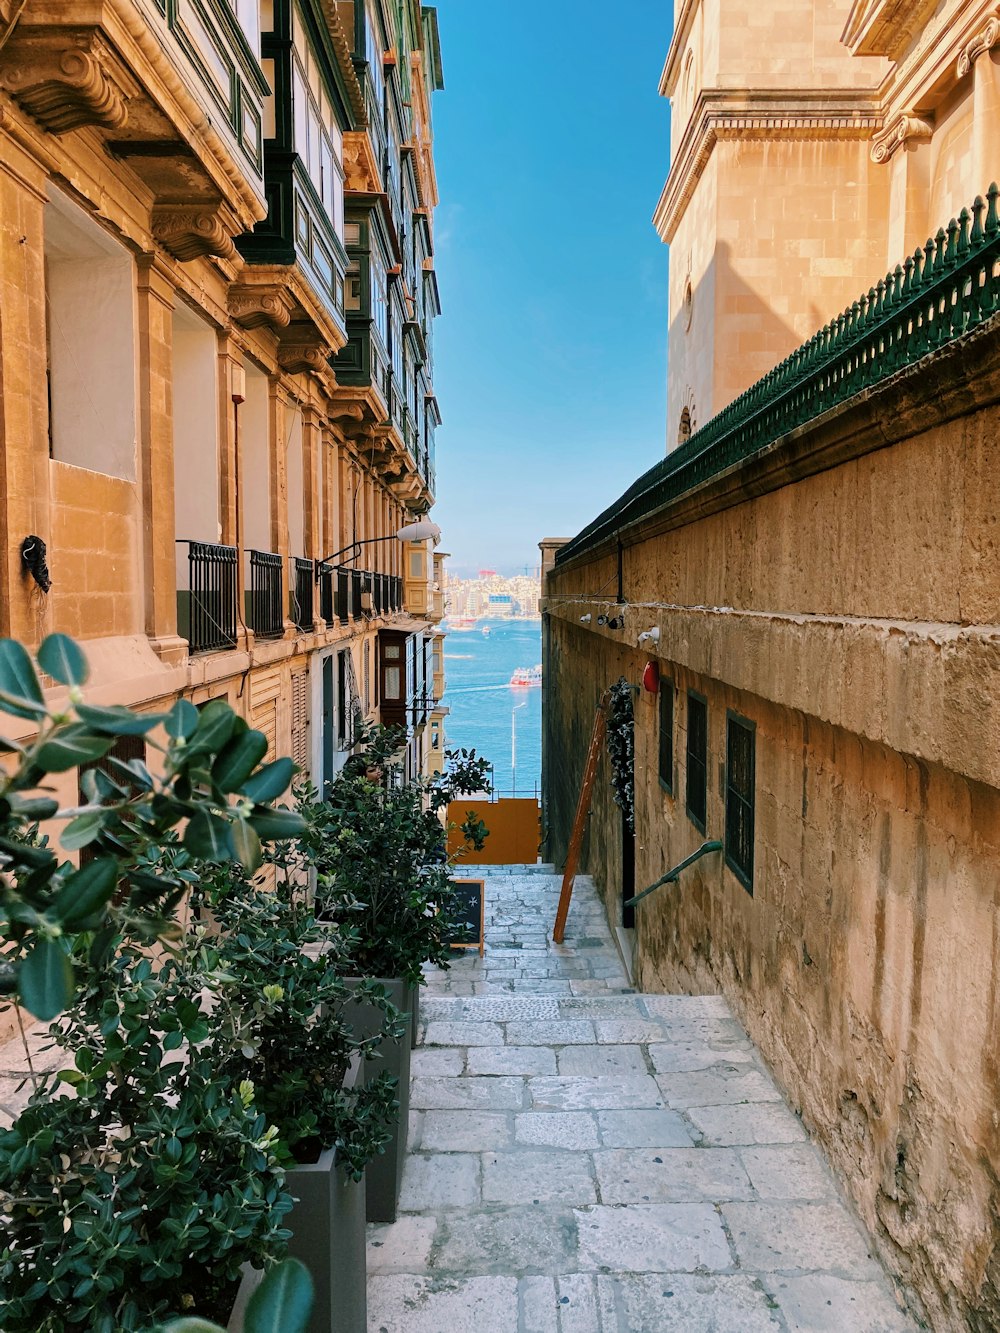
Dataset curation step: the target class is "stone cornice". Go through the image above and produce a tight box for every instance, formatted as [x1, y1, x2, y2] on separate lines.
[869, 111, 933, 163]
[841, 0, 940, 60]
[654, 90, 883, 244]
[316, 0, 366, 127]
[659, 0, 700, 97]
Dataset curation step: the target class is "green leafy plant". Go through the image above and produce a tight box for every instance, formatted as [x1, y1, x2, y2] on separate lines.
[0, 634, 305, 1021]
[163, 1257, 313, 1333]
[0, 943, 294, 1331]
[190, 862, 400, 1178]
[309, 737, 492, 983]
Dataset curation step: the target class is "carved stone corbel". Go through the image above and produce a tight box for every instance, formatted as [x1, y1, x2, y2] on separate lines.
[277, 323, 334, 377]
[958, 11, 1000, 77]
[152, 203, 237, 262]
[328, 402, 366, 424]
[870, 113, 933, 164]
[228, 283, 294, 332]
[0, 29, 131, 133]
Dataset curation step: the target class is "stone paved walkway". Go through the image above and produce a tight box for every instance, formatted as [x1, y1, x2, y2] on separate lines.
[367, 865, 920, 1333]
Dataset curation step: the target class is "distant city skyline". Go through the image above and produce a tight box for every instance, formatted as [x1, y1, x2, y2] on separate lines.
[429, 1, 673, 572]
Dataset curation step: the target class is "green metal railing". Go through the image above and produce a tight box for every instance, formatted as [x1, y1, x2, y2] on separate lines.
[623, 840, 722, 908]
[557, 184, 1000, 567]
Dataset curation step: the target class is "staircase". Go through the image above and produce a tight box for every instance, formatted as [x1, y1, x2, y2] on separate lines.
[366, 865, 919, 1332]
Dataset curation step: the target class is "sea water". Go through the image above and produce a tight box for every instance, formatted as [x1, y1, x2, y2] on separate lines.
[441, 618, 542, 796]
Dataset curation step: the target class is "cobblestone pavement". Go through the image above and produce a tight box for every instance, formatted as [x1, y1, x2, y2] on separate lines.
[367, 865, 920, 1333]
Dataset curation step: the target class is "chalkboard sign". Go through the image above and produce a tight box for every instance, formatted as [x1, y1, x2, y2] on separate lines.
[443, 878, 485, 956]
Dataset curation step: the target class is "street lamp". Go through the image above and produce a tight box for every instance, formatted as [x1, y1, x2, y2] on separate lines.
[316, 518, 441, 576]
[511, 700, 528, 796]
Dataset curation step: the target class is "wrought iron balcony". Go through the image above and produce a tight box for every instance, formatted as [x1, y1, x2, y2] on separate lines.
[177, 540, 238, 654]
[350, 569, 363, 619]
[246, 549, 283, 639]
[337, 568, 350, 624]
[317, 561, 335, 625]
[291, 557, 314, 632]
[559, 184, 1000, 565]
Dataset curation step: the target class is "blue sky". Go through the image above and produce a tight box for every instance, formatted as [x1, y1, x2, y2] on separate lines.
[430, 2, 674, 578]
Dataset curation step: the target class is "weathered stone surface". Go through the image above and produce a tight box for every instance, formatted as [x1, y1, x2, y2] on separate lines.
[433, 1207, 578, 1275]
[515, 1111, 600, 1150]
[411, 1048, 465, 1077]
[594, 1148, 754, 1203]
[367, 1275, 519, 1333]
[686, 1102, 808, 1146]
[420, 1110, 512, 1152]
[722, 1202, 882, 1275]
[410, 1076, 524, 1110]
[467, 1046, 558, 1077]
[482, 1149, 598, 1206]
[422, 1021, 505, 1046]
[398, 1152, 481, 1210]
[738, 1144, 837, 1200]
[596, 1108, 695, 1148]
[656, 1068, 784, 1108]
[596, 1274, 782, 1331]
[530, 1076, 664, 1111]
[759, 1274, 916, 1331]
[557, 1044, 648, 1077]
[505, 1020, 597, 1045]
[648, 1041, 756, 1074]
[366, 1215, 437, 1273]
[575, 1203, 732, 1272]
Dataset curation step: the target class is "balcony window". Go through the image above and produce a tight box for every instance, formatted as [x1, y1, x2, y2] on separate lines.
[45, 188, 136, 481]
[291, 1, 344, 235]
[364, 4, 384, 109]
[658, 677, 674, 794]
[725, 712, 755, 893]
[173, 302, 220, 547]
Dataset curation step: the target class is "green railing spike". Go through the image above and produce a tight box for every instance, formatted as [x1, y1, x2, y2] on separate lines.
[945, 216, 959, 267]
[986, 182, 999, 238]
[957, 207, 971, 259]
[971, 196, 985, 246]
[933, 228, 947, 276]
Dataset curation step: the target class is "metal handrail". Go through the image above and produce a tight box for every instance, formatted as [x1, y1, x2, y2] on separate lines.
[623, 840, 722, 908]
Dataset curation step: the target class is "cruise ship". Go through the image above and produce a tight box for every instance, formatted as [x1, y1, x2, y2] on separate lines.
[509, 664, 542, 688]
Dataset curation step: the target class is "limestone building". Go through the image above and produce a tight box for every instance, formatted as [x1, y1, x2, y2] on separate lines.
[0, 0, 447, 811]
[543, 0, 1000, 1326]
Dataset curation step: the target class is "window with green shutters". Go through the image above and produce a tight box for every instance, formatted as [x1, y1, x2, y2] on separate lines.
[725, 712, 755, 893]
[685, 691, 708, 833]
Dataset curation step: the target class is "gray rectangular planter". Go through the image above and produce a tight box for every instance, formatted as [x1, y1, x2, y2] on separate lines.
[286, 1145, 367, 1333]
[344, 976, 413, 1223]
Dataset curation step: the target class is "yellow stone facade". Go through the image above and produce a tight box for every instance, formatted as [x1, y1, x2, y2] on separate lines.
[658, 0, 1000, 446]
[0, 0, 446, 819]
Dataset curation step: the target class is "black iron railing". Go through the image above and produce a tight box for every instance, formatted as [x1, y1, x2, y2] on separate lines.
[557, 184, 1000, 565]
[177, 540, 237, 653]
[247, 549, 283, 638]
[292, 557, 314, 631]
[373, 573, 384, 615]
[317, 560, 335, 624]
[350, 569, 363, 618]
[337, 568, 350, 623]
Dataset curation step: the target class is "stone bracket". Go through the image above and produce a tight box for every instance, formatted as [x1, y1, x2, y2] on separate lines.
[152, 203, 238, 262]
[0, 28, 134, 134]
[958, 9, 1000, 77]
[870, 112, 933, 164]
[228, 282, 294, 333]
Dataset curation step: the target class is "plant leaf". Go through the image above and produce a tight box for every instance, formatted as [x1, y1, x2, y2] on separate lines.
[0, 639, 46, 719]
[162, 1321, 225, 1333]
[212, 730, 269, 794]
[245, 1258, 313, 1333]
[165, 698, 199, 740]
[51, 858, 118, 928]
[240, 757, 297, 803]
[184, 699, 236, 758]
[36, 726, 114, 773]
[247, 806, 308, 841]
[37, 634, 89, 687]
[232, 819, 262, 874]
[7, 794, 59, 820]
[60, 810, 108, 852]
[183, 810, 235, 862]
[75, 703, 168, 736]
[19, 938, 74, 1021]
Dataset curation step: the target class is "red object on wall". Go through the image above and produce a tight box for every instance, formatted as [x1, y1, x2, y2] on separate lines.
[642, 660, 659, 693]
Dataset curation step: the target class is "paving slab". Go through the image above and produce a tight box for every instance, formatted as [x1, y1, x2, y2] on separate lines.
[369, 865, 918, 1333]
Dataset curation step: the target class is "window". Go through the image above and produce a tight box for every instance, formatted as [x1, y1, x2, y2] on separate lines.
[725, 712, 755, 892]
[685, 691, 708, 833]
[291, 2, 344, 233]
[45, 188, 136, 479]
[658, 677, 674, 794]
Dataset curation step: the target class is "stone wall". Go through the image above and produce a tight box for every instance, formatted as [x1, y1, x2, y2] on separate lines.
[542, 320, 1000, 1329]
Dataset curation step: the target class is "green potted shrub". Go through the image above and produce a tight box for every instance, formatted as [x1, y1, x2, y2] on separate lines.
[191, 865, 399, 1333]
[0, 635, 307, 1329]
[305, 736, 491, 1221]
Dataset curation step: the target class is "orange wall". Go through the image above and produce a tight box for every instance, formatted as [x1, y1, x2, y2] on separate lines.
[448, 798, 540, 865]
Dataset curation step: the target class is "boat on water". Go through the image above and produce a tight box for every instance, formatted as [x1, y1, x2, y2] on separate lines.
[482, 625, 491, 637]
[446, 616, 478, 631]
[509, 664, 542, 688]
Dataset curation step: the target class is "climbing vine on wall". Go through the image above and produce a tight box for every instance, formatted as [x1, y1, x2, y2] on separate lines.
[606, 677, 635, 835]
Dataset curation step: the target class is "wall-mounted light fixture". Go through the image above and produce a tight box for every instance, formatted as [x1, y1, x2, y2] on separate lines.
[579, 613, 592, 623]
[21, 535, 51, 593]
[637, 626, 660, 646]
[598, 612, 625, 630]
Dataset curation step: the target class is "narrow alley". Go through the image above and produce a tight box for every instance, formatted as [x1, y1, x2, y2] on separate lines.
[366, 867, 918, 1333]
